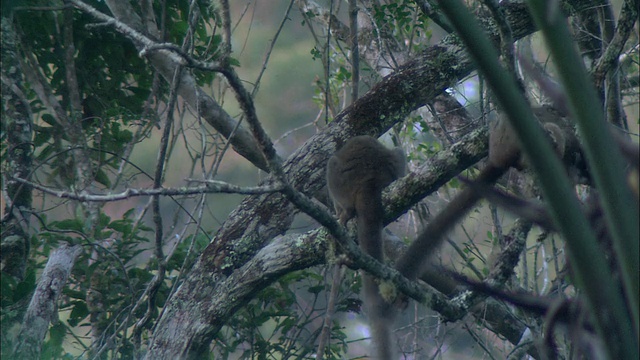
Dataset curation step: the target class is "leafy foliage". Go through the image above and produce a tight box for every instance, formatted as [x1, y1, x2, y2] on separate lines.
[1, 0, 637, 359]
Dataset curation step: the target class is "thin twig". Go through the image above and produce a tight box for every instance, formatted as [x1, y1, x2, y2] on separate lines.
[12, 177, 285, 201]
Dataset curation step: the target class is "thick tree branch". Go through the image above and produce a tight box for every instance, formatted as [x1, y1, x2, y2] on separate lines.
[147, 124, 489, 359]
[146, 1, 600, 358]
[592, 0, 638, 89]
[71, 0, 269, 171]
[12, 244, 82, 359]
[1, 17, 34, 281]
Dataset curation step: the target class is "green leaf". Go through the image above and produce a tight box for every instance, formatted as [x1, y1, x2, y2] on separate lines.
[41, 113, 57, 126]
[0, 274, 17, 305]
[52, 219, 84, 232]
[94, 168, 112, 187]
[62, 288, 85, 300]
[68, 301, 89, 327]
[14, 268, 36, 301]
[307, 284, 324, 294]
[228, 57, 241, 67]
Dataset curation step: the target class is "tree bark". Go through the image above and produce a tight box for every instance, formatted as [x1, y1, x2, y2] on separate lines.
[1, 16, 33, 281]
[142, 2, 545, 358]
[102, 0, 601, 358]
[12, 244, 82, 360]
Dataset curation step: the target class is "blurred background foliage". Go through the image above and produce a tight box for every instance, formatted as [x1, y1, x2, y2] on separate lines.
[1, 0, 637, 359]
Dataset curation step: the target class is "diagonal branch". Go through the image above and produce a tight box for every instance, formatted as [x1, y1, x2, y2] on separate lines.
[145, 1, 596, 358]
[70, 0, 269, 171]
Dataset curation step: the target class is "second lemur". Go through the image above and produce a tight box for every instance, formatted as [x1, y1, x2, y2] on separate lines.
[326, 135, 406, 360]
[396, 106, 569, 283]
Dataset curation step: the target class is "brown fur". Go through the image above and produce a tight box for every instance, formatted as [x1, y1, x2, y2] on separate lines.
[326, 136, 405, 359]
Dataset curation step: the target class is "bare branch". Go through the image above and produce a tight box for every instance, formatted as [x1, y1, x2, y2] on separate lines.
[71, 0, 269, 171]
[13, 177, 286, 201]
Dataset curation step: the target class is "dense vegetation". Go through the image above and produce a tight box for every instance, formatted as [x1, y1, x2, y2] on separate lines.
[2, 0, 637, 359]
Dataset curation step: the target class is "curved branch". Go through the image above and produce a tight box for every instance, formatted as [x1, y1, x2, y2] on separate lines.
[145, 1, 579, 358]
[71, 0, 269, 171]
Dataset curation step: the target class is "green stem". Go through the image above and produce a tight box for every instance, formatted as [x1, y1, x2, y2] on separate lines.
[435, 1, 638, 358]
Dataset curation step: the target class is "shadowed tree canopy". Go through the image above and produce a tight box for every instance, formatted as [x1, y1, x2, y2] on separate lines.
[1, 0, 637, 359]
